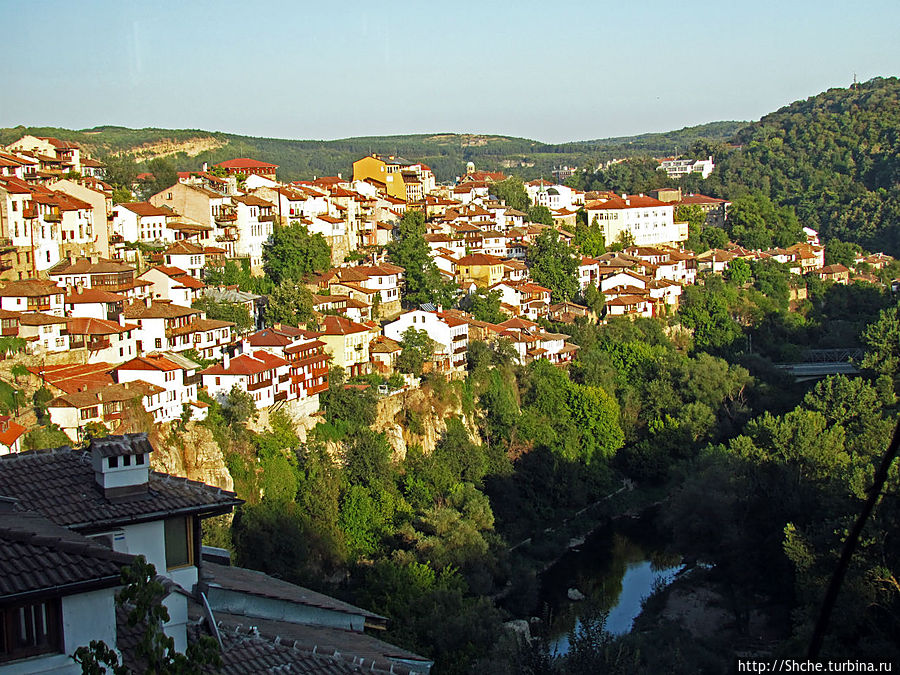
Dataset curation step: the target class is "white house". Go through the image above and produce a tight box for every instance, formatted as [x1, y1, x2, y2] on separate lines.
[113, 352, 207, 423]
[384, 309, 469, 371]
[113, 202, 173, 243]
[139, 265, 206, 307]
[201, 351, 291, 409]
[585, 194, 687, 248]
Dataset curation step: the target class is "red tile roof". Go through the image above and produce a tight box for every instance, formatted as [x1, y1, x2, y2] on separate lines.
[118, 202, 171, 217]
[66, 317, 136, 335]
[214, 158, 279, 170]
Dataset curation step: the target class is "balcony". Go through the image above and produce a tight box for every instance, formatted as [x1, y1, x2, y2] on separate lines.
[214, 211, 237, 223]
[307, 381, 329, 396]
[273, 391, 288, 403]
[110, 234, 124, 244]
[44, 213, 61, 222]
[184, 373, 201, 387]
[247, 378, 272, 392]
[259, 214, 276, 222]
[216, 227, 238, 242]
[87, 338, 111, 351]
[278, 373, 290, 384]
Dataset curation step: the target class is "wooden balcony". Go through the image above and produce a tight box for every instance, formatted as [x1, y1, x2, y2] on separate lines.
[259, 214, 277, 222]
[273, 391, 288, 403]
[247, 378, 272, 392]
[44, 213, 62, 222]
[88, 338, 111, 351]
[307, 381, 328, 396]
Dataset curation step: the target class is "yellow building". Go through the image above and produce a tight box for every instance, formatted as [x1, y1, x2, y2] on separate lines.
[317, 315, 376, 377]
[457, 253, 505, 288]
[352, 155, 407, 200]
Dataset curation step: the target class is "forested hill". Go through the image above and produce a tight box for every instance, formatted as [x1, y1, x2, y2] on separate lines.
[704, 76, 900, 252]
[0, 121, 743, 183]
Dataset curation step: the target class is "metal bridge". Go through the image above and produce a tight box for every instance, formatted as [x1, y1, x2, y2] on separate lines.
[775, 348, 864, 381]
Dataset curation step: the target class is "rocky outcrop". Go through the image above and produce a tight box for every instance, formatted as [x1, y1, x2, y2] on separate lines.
[372, 385, 480, 460]
[151, 422, 234, 492]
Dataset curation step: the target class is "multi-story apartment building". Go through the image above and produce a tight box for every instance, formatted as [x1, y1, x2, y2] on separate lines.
[585, 194, 688, 248]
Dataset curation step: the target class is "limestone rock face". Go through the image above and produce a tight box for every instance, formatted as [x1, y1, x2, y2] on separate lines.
[151, 423, 234, 492]
[371, 385, 480, 460]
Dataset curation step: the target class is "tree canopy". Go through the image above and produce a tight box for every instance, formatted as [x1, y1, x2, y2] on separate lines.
[263, 223, 332, 284]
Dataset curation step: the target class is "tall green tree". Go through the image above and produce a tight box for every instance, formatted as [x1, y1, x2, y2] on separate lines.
[192, 296, 253, 332]
[266, 279, 314, 326]
[489, 177, 530, 212]
[527, 229, 579, 301]
[263, 223, 332, 284]
[387, 211, 457, 308]
[397, 327, 437, 376]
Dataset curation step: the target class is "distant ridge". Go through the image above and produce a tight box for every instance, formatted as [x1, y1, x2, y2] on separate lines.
[0, 121, 746, 182]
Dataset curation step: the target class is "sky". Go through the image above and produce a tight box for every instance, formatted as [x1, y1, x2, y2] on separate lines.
[2, 0, 899, 144]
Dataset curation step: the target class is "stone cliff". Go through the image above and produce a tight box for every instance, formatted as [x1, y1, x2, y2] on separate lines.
[150, 422, 234, 492]
[371, 384, 480, 460]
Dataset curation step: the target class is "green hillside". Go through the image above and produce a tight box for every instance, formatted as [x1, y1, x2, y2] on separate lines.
[703, 76, 900, 252]
[0, 121, 745, 183]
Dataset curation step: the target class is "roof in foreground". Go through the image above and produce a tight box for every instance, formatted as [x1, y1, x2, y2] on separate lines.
[0, 446, 241, 530]
[0, 508, 132, 600]
[203, 562, 386, 625]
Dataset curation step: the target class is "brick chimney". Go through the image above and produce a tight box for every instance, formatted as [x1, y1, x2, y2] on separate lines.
[90, 433, 152, 500]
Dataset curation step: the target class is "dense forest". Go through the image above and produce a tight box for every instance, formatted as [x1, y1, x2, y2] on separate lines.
[701, 77, 900, 254]
[0, 121, 743, 183]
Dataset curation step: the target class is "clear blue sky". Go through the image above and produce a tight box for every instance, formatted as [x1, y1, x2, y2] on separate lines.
[2, 0, 898, 143]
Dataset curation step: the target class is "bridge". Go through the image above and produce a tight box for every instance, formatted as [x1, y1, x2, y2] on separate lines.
[775, 348, 864, 381]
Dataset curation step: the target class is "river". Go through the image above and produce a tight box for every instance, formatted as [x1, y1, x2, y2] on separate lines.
[537, 509, 683, 655]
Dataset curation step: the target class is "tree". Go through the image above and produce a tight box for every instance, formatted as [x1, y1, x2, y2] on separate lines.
[677, 204, 707, 252]
[222, 385, 257, 430]
[387, 211, 457, 308]
[825, 238, 860, 267]
[861, 300, 900, 379]
[265, 279, 314, 326]
[33, 386, 53, 422]
[725, 257, 751, 285]
[527, 229, 579, 302]
[73, 556, 221, 674]
[582, 283, 606, 317]
[526, 204, 554, 226]
[192, 296, 253, 332]
[460, 288, 505, 324]
[574, 215, 606, 257]
[397, 327, 436, 376]
[141, 158, 178, 200]
[263, 223, 332, 284]
[700, 226, 729, 250]
[489, 177, 530, 212]
[10, 363, 28, 384]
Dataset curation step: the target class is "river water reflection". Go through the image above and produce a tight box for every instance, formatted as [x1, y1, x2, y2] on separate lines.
[538, 511, 683, 655]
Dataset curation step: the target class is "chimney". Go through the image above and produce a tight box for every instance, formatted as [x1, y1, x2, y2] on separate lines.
[223, 353, 230, 370]
[337, 172, 342, 179]
[90, 434, 152, 501]
[90, 254, 99, 265]
[202, 162, 208, 172]
[144, 296, 152, 308]
[118, 312, 125, 327]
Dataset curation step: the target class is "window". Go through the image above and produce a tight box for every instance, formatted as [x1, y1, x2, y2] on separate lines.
[155, 339, 162, 349]
[0, 600, 62, 662]
[81, 406, 99, 420]
[164, 516, 193, 570]
[108, 456, 118, 469]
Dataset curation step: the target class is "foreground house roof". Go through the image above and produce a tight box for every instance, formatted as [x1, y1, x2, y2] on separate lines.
[0, 446, 241, 530]
[0, 508, 132, 602]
